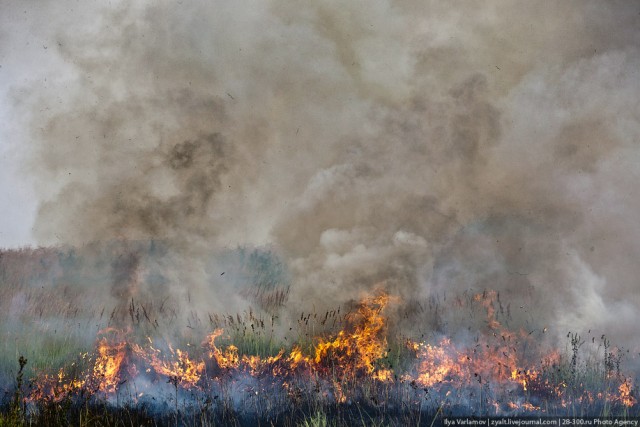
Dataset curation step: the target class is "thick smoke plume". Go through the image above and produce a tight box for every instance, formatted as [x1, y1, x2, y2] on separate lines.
[3, 1, 640, 352]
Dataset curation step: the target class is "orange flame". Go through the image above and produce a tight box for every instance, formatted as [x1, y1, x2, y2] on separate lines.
[93, 338, 127, 394]
[132, 341, 204, 389]
[25, 290, 638, 415]
[618, 380, 636, 407]
[313, 294, 390, 377]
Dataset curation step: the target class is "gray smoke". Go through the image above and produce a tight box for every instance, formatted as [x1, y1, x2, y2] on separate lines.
[3, 1, 640, 350]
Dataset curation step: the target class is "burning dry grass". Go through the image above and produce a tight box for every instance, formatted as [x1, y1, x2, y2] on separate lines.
[0, 248, 639, 425]
[1, 290, 638, 426]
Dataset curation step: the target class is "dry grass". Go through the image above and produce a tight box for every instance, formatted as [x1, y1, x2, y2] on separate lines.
[0, 245, 638, 426]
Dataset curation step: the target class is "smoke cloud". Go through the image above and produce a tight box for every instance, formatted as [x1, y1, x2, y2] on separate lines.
[3, 1, 640, 349]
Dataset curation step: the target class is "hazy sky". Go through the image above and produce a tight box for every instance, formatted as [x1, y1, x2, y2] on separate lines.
[0, 5, 39, 247]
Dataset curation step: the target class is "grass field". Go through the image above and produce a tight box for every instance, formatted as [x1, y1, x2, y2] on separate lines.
[0, 245, 638, 426]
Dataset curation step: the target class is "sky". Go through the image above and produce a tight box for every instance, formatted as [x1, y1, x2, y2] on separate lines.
[1, 1, 640, 348]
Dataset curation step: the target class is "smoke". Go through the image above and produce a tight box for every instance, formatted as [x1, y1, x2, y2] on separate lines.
[4, 1, 640, 348]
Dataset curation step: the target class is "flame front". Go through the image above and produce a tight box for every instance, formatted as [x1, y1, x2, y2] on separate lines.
[133, 342, 204, 389]
[26, 291, 637, 416]
[313, 294, 391, 378]
[93, 338, 127, 394]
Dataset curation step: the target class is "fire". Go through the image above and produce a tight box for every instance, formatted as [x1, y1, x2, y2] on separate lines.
[204, 329, 240, 370]
[409, 292, 540, 393]
[28, 329, 129, 401]
[288, 346, 309, 367]
[132, 342, 204, 389]
[93, 338, 127, 394]
[412, 339, 463, 387]
[24, 291, 638, 416]
[474, 290, 501, 330]
[313, 294, 390, 377]
[27, 369, 85, 403]
[618, 380, 636, 407]
[201, 293, 392, 385]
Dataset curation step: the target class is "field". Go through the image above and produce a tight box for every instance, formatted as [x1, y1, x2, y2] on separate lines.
[3, 1, 640, 425]
[0, 244, 638, 426]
